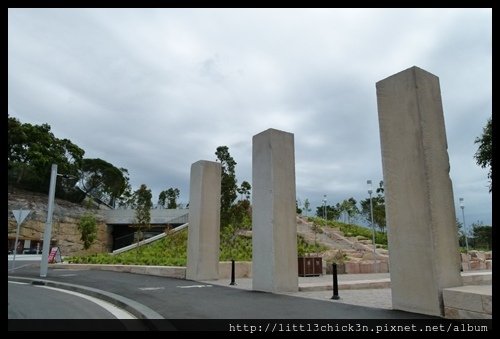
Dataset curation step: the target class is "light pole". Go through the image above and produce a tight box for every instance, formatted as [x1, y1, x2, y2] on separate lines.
[459, 198, 469, 253]
[367, 180, 376, 255]
[40, 164, 58, 278]
[322, 195, 327, 220]
[40, 164, 77, 278]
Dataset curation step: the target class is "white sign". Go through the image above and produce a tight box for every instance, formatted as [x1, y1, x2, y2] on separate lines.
[12, 209, 31, 225]
[10, 209, 31, 271]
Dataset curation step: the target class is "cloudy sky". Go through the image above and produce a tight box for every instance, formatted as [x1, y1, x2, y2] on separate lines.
[8, 8, 492, 227]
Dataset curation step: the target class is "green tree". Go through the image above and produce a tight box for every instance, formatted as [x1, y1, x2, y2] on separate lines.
[165, 188, 180, 209]
[376, 180, 384, 194]
[303, 198, 311, 217]
[316, 204, 341, 220]
[474, 117, 492, 192]
[472, 224, 492, 250]
[77, 213, 98, 250]
[79, 158, 129, 207]
[215, 146, 238, 228]
[296, 200, 303, 214]
[228, 181, 252, 231]
[456, 218, 466, 248]
[360, 181, 386, 232]
[221, 181, 252, 260]
[316, 205, 324, 218]
[8, 116, 85, 201]
[158, 191, 167, 208]
[130, 184, 153, 243]
[115, 168, 133, 208]
[76, 198, 98, 250]
[338, 197, 359, 224]
[237, 181, 251, 201]
[311, 220, 323, 254]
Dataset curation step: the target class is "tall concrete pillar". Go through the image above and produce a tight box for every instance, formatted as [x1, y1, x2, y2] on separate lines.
[376, 66, 462, 316]
[186, 160, 221, 281]
[252, 128, 298, 293]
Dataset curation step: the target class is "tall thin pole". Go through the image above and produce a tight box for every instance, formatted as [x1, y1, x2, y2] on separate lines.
[11, 210, 22, 270]
[40, 164, 57, 278]
[368, 180, 376, 273]
[367, 180, 376, 255]
[369, 192, 375, 255]
[459, 197, 469, 271]
[323, 195, 327, 220]
[461, 206, 469, 253]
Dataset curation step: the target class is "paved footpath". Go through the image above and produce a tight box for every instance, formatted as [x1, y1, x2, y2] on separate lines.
[204, 273, 393, 309]
[206, 270, 491, 311]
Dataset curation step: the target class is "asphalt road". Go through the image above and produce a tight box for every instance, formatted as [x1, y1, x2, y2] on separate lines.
[8, 281, 127, 319]
[8, 258, 41, 274]
[9, 263, 433, 320]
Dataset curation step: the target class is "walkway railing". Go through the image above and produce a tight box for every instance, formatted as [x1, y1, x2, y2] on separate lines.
[111, 223, 189, 255]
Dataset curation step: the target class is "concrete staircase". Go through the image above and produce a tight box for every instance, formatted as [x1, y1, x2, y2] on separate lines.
[296, 216, 390, 273]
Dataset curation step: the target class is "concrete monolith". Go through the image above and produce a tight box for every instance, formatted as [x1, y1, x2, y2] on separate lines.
[186, 160, 221, 281]
[376, 66, 462, 316]
[252, 128, 298, 292]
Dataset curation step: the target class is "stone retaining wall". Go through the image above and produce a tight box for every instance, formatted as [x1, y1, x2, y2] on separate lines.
[443, 285, 492, 319]
[52, 261, 254, 280]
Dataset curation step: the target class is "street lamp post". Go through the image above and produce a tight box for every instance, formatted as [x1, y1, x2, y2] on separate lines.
[367, 180, 376, 256]
[322, 195, 327, 220]
[40, 164, 77, 278]
[459, 197, 469, 253]
[40, 164, 58, 278]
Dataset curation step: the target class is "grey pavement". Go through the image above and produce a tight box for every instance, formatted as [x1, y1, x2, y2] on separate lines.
[204, 273, 393, 310]
[205, 270, 491, 311]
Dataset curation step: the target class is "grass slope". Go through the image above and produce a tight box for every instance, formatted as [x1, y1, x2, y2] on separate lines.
[67, 227, 328, 266]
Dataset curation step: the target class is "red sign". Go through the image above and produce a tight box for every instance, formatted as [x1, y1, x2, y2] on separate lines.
[48, 247, 61, 263]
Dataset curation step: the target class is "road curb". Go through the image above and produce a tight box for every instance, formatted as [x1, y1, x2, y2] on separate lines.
[8, 275, 164, 320]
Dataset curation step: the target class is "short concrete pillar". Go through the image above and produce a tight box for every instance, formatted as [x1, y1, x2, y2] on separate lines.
[252, 128, 298, 293]
[376, 66, 462, 316]
[186, 160, 221, 281]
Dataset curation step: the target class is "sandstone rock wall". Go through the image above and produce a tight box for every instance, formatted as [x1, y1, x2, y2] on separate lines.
[8, 189, 112, 256]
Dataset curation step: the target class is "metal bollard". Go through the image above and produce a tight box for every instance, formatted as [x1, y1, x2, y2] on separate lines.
[230, 259, 237, 285]
[331, 263, 340, 300]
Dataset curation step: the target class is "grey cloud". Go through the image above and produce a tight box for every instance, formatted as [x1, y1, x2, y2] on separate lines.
[8, 8, 491, 225]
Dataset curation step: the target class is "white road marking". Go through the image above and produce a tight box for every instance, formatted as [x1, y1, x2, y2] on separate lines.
[8, 254, 42, 261]
[138, 287, 165, 291]
[8, 281, 29, 285]
[177, 284, 213, 289]
[57, 274, 78, 277]
[8, 263, 38, 272]
[36, 285, 136, 319]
